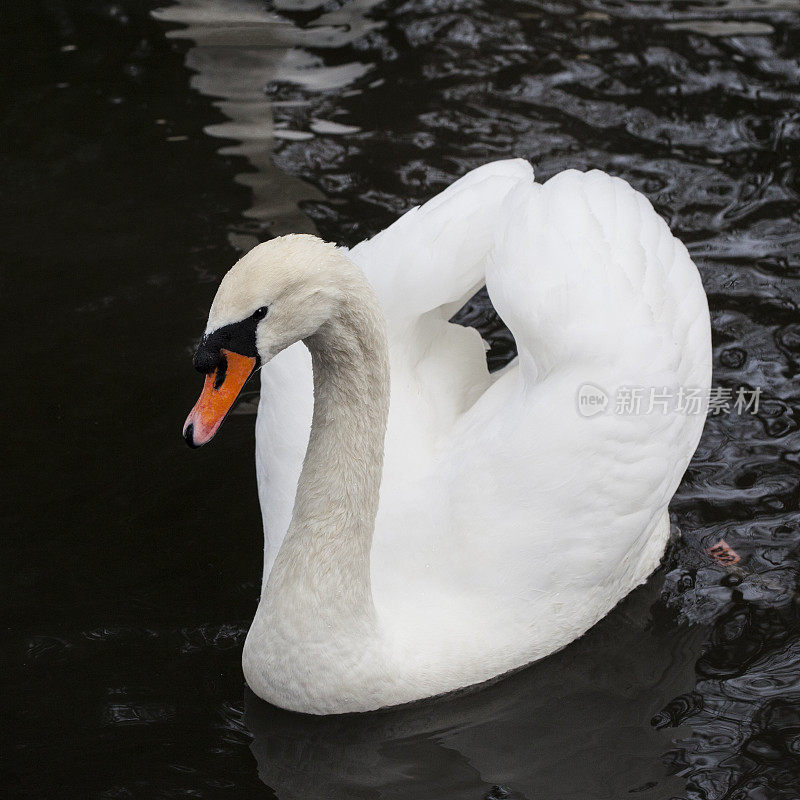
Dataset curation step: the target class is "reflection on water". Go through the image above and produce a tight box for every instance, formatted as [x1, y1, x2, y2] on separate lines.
[155, 0, 800, 797]
[153, 0, 383, 248]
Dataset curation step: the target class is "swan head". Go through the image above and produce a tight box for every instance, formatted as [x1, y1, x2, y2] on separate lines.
[183, 234, 352, 448]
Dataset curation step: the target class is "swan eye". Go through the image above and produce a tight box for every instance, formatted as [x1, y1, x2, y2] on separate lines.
[253, 306, 268, 320]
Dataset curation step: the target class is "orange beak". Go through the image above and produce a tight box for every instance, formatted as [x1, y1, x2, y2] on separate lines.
[183, 348, 257, 448]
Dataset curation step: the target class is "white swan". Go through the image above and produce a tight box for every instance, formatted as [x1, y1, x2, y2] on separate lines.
[183, 159, 711, 714]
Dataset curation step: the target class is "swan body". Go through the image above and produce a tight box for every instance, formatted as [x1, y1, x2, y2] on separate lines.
[185, 160, 711, 714]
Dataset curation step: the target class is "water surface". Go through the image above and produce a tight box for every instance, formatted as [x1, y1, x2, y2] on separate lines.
[4, 1, 800, 798]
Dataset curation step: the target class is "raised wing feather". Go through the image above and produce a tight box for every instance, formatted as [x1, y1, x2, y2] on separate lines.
[350, 159, 534, 322]
[440, 169, 711, 604]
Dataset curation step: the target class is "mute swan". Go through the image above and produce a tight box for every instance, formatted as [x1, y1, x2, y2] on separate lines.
[183, 160, 711, 714]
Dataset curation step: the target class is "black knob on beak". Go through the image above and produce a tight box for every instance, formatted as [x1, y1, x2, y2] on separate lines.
[193, 339, 221, 374]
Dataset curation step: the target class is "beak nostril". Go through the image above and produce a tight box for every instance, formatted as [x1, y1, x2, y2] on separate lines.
[213, 353, 228, 390]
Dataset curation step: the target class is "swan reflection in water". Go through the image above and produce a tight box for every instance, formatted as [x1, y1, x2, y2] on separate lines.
[244, 574, 704, 800]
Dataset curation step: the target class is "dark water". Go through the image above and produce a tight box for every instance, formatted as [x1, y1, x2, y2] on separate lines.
[4, 1, 800, 798]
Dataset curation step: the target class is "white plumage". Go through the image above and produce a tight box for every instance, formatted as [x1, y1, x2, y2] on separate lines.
[194, 159, 711, 713]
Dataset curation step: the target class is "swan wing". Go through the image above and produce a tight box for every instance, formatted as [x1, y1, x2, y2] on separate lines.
[350, 158, 534, 321]
[350, 159, 536, 447]
[432, 169, 711, 616]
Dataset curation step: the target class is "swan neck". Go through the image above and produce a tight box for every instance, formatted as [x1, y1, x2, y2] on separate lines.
[271, 277, 390, 622]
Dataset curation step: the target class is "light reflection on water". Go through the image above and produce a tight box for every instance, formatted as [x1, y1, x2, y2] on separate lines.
[153, 0, 800, 797]
[153, 0, 382, 247]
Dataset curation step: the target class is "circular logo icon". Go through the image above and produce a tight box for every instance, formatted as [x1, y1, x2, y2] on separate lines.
[577, 383, 609, 417]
